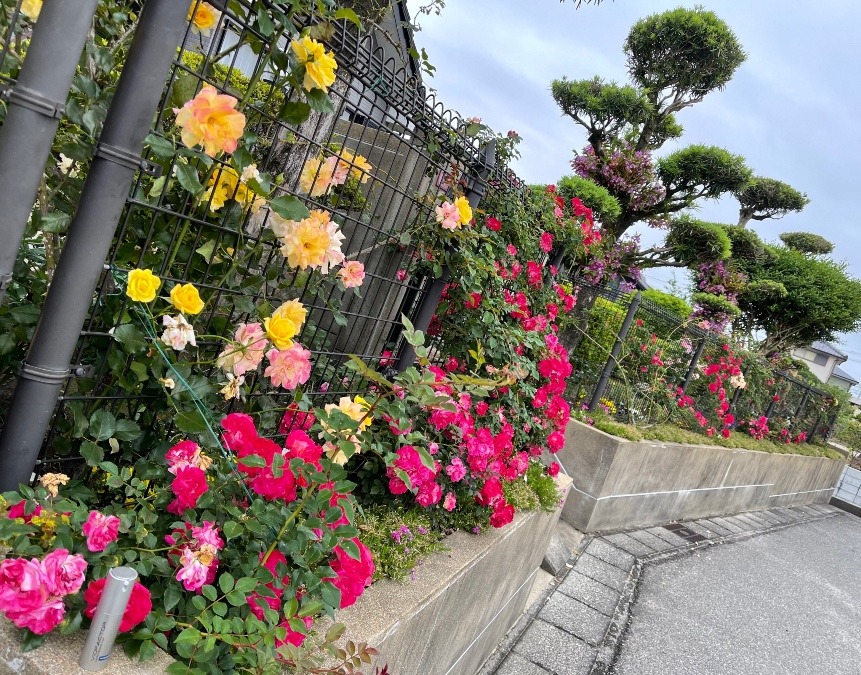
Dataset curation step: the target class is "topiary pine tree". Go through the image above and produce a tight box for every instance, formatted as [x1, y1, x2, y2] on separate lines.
[551, 7, 807, 275]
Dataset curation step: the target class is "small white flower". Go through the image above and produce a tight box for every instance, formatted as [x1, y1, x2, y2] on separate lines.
[57, 154, 77, 176]
[160, 314, 196, 351]
[159, 377, 176, 390]
[241, 164, 260, 183]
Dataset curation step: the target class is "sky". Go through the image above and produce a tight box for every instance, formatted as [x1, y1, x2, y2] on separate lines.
[412, 0, 861, 387]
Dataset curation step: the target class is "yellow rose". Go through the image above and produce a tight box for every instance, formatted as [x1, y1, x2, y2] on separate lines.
[455, 195, 473, 226]
[170, 283, 205, 315]
[20, 0, 42, 20]
[264, 300, 307, 349]
[188, 2, 221, 36]
[126, 269, 161, 303]
[291, 36, 338, 93]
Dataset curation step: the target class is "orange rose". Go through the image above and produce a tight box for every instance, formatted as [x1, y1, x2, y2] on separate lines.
[174, 86, 246, 158]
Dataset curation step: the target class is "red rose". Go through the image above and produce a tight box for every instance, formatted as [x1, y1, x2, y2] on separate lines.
[324, 539, 374, 609]
[547, 430, 565, 453]
[476, 477, 504, 507]
[490, 502, 515, 528]
[486, 216, 502, 232]
[169, 466, 208, 512]
[84, 578, 151, 632]
[548, 462, 560, 477]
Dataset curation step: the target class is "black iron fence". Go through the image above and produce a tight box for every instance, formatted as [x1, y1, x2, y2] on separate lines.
[561, 280, 838, 442]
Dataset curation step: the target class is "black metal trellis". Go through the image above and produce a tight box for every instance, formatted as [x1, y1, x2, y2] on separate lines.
[0, 2, 525, 482]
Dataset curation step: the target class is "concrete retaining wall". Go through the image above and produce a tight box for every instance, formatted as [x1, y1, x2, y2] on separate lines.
[555, 420, 844, 533]
[336, 476, 572, 675]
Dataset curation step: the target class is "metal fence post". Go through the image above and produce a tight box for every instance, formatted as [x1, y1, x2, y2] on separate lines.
[0, 0, 189, 490]
[0, 0, 100, 302]
[395, 140, 497, 371]
[587, 291, 642, 410]
[678, 338, 706, 395]
[807, 413, 822, 443]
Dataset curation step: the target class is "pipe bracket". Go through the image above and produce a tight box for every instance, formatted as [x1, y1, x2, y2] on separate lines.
[93, 142, 162, 177]
[1, 85, 65, 120]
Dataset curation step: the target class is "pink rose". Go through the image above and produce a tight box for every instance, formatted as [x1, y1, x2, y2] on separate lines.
[6, 598, 65, 635]
[324, 539, 374, 609]
[0, 557, 48, 615]
[443, 492, 457, 512]
[82, 511, 121, 552]
[176, 548, 209, 592]
[191, 522, 224, 550]
[165, 440, 203, 475]
[42, 549, 87, 596]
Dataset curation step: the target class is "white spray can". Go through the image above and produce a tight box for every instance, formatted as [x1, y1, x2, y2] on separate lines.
[79, 566, 138, 671]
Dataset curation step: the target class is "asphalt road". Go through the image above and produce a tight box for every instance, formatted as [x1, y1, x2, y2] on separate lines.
[612, 513, 861, 675]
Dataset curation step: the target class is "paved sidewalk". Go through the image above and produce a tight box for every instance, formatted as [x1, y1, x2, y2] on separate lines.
[478, 503, 846, 675]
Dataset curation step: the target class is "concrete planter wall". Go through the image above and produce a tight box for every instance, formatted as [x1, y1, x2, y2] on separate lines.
[556, 420, 844, 533]
[1, 477, 570, 675]
[336, 475, 571, 675]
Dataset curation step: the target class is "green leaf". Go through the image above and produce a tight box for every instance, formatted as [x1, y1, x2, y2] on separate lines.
[305, 88, 335, 114]
[175, 162, 204, 195]
[129, 362, 148, 383]
[222, 520, 242, 540]
[89, 410, 117, 442]
[9, 305, 40, 325]
[21, 630, 47, 652]
[114, 419, 141, 441]
[416, 445, 436, 473]
[239, 454, 266, 468]
[195, 240, 217, 263]
[235, 577, 257, 593]
[201, 585, 218, 601]
[226, 590, 245, 606]
[219, 572, 235, 594]
[340, 538, 361, 561]
[333, 7, 362, 27]
[174, 409, 210, 434]
[270, 195, 310, 221]
[320, 581, 341, 610]
[256, 7, 274, 36]
[112, 324, 148, 353]
[79, 441, 104, 466]
[278, 101, 311, 125]
[297, 599, 324, 618]
[163, 585, 181, 613]
[144, 133, 176, 159]
[39, 212, 71, 234]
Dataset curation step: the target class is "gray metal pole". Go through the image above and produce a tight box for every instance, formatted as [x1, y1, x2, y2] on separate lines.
[588, 291, 642, 411]
[0, 0, 100, 302]
[0, 0, 188, 490]
[678, 339, 706, 395]
[395, 141, 497, 372]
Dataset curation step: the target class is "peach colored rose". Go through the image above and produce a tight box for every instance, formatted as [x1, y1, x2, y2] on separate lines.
[174, 86, 246, 158]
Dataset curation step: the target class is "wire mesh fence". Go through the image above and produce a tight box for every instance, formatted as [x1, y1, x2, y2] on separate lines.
[0, 4, 521, 473]
[562, 279, 838, 442]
